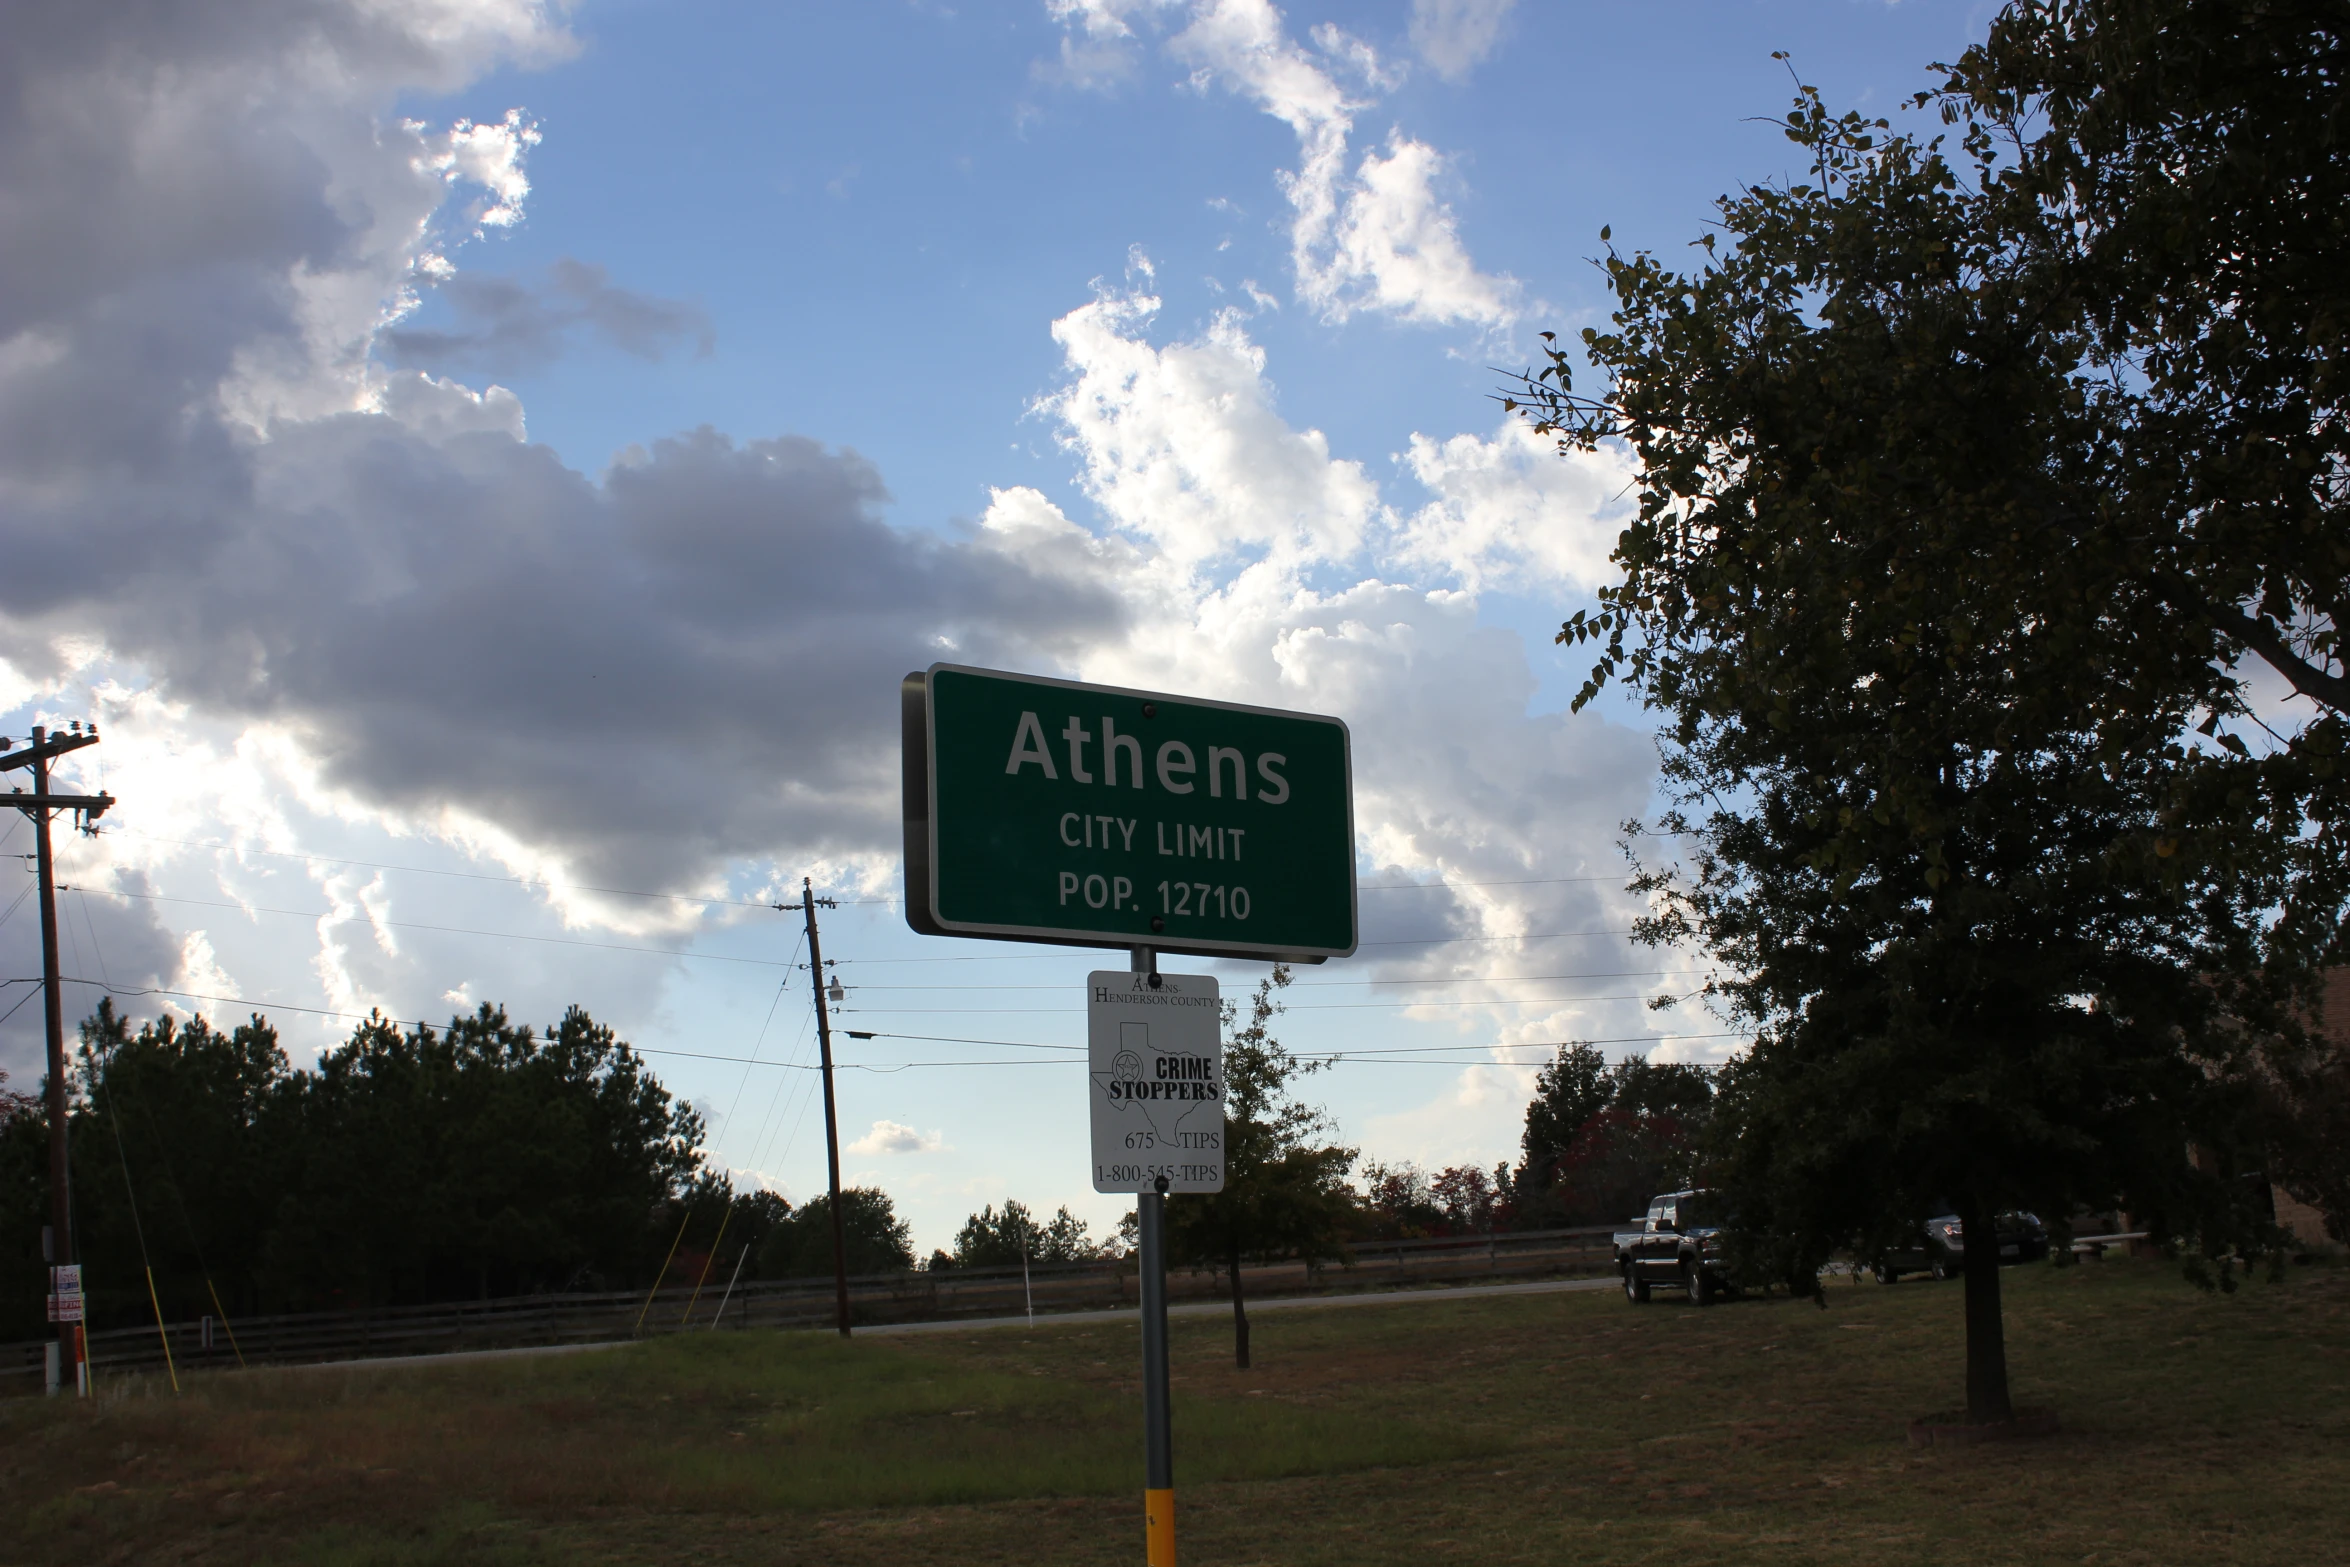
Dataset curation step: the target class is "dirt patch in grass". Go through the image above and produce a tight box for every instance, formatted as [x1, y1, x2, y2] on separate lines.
[0, 1258, 2342, 1564]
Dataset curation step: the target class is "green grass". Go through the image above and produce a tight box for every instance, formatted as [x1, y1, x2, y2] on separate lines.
[1, 1257, 2343, 1565]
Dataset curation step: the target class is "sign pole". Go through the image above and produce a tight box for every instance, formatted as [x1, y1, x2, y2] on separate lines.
[1132, 944, 1176, 1567]
[900, 664, 1341, 1567]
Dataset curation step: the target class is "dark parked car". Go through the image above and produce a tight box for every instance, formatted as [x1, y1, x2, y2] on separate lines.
[1873, 1204, 2049, 1283]
[1613, 1188, 1731, 1306]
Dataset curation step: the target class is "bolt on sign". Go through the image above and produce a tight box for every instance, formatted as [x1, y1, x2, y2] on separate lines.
[1088, 971, 1224, 1194]
[902, 664, 1357, 960]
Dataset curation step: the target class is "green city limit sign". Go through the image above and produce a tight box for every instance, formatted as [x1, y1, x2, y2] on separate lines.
[902, 664, 1356, 961]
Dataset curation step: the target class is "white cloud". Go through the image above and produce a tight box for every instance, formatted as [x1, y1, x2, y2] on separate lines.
[0, 0, 1131, 1075]
[1409, 0, 1518, 84]
[418, 110, 543, 233]
[0, 0, 1683, 1161]
[1323, 131, 1521, 331]
[1308, 21, 1408, 94]
[1039, 284, 1386, 570]
[175, 930, 238, 1003]
[1397, 418, 1636, 593]
[1038, 0, 1184, 88]
[849, 1119, 949, 1155]
[1166, 0, 1520, 331]
[1040, 0, 1520, 332]
[1015, 291, 1661, 1039]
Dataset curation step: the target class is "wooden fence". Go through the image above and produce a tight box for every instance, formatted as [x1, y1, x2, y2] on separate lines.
[0, 1225, 1617, 1389]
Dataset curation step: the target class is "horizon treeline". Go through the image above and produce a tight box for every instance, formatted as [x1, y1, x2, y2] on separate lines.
[0, 996, 1725, 1340]
[0, 999, 743, 1339]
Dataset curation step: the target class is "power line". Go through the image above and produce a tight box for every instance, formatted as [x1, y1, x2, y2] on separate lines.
[1358, 927, 1639, 946]
[826, 928, 1651, 964]
[834, 969, 1706, 991]
[96, 827, 891, 908]
[740, 1005, 820, 1178]
[60, 882, 1655, 970]
[97, 827, 1622, 905]
[53, 979, 478, 1031]
[836, 991, 1687, 1015]
[846, 1030, 1084, 1052]
[1358, 875, 1623, 890]
[81, 888, 801, 968]
[841, 991, 1691, 1019]
[50, 979, 1733, 1072]
[1297, 1033, 1743, 1059]
[700, 926, 806, 1156]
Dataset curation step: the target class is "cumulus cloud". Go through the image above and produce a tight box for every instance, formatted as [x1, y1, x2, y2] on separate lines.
[0, 0, 566, 646]
[1397, 418, 1636, 593]
[0, 0, 1131, 912]
[849, 1119, 949, 1155]
[1040, 0, 1522, 332]
[1409, 0, 1518, 83]
[1320, 131, 1521, 331]
[73, 420, 1123, 896]
[1012, 291, 1660, 1026]
[0, 0, 1672, 1111]
[1039, 284, 1385, 570]
[1167, 0, 1520, 330]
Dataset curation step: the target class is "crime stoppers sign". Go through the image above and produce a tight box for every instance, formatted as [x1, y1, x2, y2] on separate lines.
[47, 1264, 82, 1323]
[1088, 970, 1224, 1194]
[902, 664, 1357, 960]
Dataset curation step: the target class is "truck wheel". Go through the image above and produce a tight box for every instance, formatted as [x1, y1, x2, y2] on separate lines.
[1931, 1257, 1952, 1281]
[1873, 1263, 1896, 1285]
[1623, 1267, 1650, 1305]
[1685, 1261, 1712, 1307]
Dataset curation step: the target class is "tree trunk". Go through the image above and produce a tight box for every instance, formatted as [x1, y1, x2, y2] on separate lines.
[1959, 1190, 2013, 1424]
[1228, 1238, 1251, 1369]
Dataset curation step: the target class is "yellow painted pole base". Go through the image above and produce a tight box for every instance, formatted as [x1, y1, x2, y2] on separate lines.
[1144, 1487, 1175, 1566]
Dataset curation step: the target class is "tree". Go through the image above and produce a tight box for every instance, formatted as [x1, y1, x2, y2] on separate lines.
[1166, 966, 1356, 1368]
[1510, 1044, 1716, 1227]
[658, 1182, 794, 1295]
[266, 1004, 705, 1306]
[2251, 1044, 2350, 1245]
[1936, 2, 2350, 734]
[1354, 1160, 1444, 1240]
[953, 1199, 1095, 1267]
[62, 1000, 295, 1330]
[1932, 0, 2350, 1233]
[756, 1187, 914, 1278]
[724, 1188, 796, 1276]
[0, 999, 721, 1335]
[1508, 75, 2284, 1424]
[1355, 1160, 1510, 1238]
[1512, 1044, 1611, 1213]
[0, 1068, 40, 1338]
[1426, 1165, 1498, 1235]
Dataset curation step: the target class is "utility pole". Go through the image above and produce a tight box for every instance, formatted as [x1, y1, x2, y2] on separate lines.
[3, 722, 113, 1397]
[799, 879, 851, 1337]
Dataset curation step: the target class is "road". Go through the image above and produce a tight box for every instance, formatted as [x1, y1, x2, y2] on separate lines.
[273, 1275, 1619, 1371]
[861, 1274, 1619, 1336]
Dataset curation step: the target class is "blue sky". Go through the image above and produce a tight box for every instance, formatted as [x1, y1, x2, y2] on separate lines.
[1, 0, 2000, 1254]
